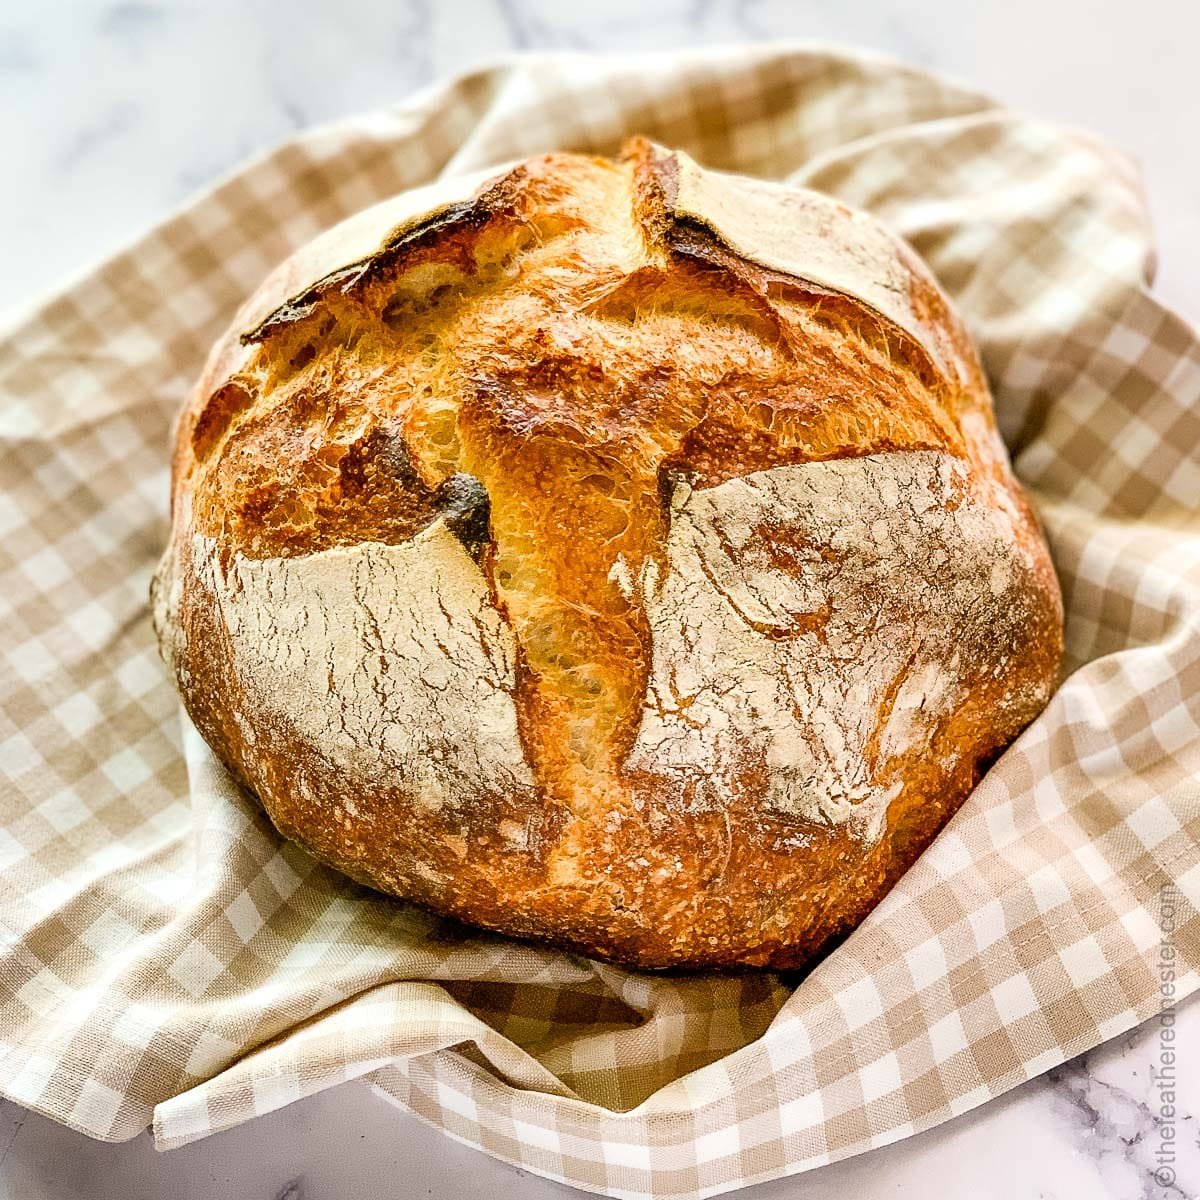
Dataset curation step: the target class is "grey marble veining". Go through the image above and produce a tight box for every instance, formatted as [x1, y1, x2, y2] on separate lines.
[3, 2, 1199, 1198]
[1044, 1032, 1200, 1200]
[2, 1001, 1197, 1199]
[3, 0, 1200, 320]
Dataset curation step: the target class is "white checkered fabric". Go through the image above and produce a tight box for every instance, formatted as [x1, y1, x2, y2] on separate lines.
[1, 47, 1197, 1200]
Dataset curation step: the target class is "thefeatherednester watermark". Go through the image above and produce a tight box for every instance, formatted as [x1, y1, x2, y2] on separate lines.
[1152, 881, 1179, 1191]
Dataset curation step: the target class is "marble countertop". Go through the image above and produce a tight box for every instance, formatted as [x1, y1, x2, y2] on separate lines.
[3, 2, 1198, 1198]
[2, 1005, 1199, 1200]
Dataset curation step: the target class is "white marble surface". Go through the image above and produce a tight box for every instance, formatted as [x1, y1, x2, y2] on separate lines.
[3, 2, 1199, 1198]
[2, 1002, 1198, 1200]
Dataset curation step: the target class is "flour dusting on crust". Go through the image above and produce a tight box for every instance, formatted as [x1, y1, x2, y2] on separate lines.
[626, 451, 1031, 837]
[183, 520, 534, 808]
[152, 141, 1064, 968]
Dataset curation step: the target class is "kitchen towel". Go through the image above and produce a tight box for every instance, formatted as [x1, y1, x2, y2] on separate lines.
[1, 45, 1198, 1200]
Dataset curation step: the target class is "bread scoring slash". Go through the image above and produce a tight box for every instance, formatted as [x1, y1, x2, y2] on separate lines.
[152, 138, 1063, 970]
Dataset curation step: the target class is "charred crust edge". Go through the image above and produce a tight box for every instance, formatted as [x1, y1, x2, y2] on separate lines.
[436, 472, 492, 563]
[627, 138, 955, 401]
[241, 201, 485, 345]
[241, 161, 557, 347]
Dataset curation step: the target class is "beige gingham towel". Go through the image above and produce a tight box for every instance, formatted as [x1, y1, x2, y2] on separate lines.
[1, 45, 1198, 1200]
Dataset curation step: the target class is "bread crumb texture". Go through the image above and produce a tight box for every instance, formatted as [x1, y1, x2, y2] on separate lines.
[154, 139, 1063, 969]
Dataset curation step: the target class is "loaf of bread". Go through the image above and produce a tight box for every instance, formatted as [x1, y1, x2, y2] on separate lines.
[153, 139, 1063, 970]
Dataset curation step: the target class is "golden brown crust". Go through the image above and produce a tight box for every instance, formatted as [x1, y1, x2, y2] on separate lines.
[153, 139, 1063, 970]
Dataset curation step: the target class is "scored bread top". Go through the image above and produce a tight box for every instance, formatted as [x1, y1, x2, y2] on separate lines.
[155, 139, 1062, 968]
